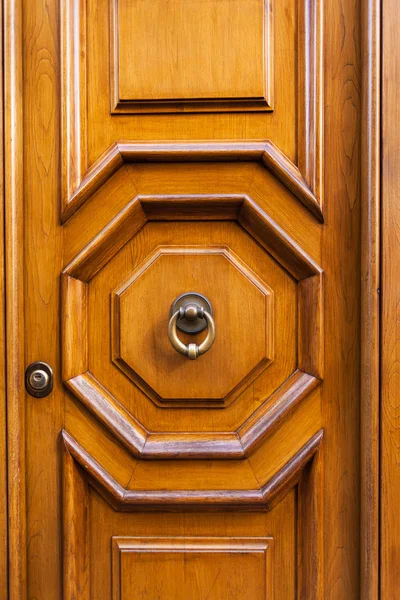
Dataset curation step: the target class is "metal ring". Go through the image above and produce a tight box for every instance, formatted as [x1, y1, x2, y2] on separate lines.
[168, 306, 216, 360]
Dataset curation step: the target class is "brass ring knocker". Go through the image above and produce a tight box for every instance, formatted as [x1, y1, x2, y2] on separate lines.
[168, 294, 216, 360]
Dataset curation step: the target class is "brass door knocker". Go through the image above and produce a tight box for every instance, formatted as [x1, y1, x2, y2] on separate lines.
[168, 293, 216, 360]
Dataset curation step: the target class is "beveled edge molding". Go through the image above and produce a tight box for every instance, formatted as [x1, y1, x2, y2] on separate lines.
[62, 428, 323, 510]
[63, 429, 323, 598]
[112, 245, 274, 407]
[64, 370, 319, 460]
[4, 0, 27, 598]
[109, 0, 274, 114]
[61, 141, 323, 224]
[360, 0, 381, 596]
[111, 536, 274, 600]
[61, 194, 323, 458]
[62, 0, 322, 222]
[298, 0, 323, 200]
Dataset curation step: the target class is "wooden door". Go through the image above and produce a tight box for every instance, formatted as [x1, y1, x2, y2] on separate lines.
[5, 0, 362, 597]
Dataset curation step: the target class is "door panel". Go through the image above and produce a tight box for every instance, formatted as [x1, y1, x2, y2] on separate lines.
[19, 0, 361, 597]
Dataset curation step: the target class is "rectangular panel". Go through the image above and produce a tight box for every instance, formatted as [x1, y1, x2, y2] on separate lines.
[110, 0, 273, 112]
[112, 536, 273, 600]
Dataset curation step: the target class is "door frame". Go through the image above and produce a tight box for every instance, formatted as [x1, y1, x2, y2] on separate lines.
[2, 0, 383, 597]
[361, 0, 381, 598]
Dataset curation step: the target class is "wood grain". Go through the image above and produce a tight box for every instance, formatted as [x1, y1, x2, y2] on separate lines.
[62, 428, 323, 510]
[63, 0, 322, 218]
[111, 536, 274, 600]
[113, 246, 273, 405]
[65, 370, 320, 461]
[297, 0, 323, 201]
[0, 4, 8, 594]
[381, 0, 400, 595]
[361, 0, 381, 596]
[91, 490, 295, 600]
[23, 0, 64, 595]
[323, 0, 361, 595]
[62, 142, 322, 224]
[63, 436, 90, 600]
[4, 0, 26, 597]
[7, 0, 367, 595]
[110, 0, 273, 114]
[61, 276, 88, 380]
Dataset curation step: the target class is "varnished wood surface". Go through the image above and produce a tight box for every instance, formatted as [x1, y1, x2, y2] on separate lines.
[322, 0, 361, 596]
[62, 142, 323, 224]
[0, 4, 8, 594]
[23, 0, 64, 597]
[4, 0, 26, 598]
[113, 0, 273, 112]
[381, 0, 400, 596]
[2, 0, 369, 597]
[361, 0, 381, 596]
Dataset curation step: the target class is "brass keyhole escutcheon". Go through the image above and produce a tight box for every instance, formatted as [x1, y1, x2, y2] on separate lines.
[25, 361, 54, 398]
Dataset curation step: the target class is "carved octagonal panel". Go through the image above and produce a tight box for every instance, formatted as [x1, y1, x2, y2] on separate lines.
[112, 246, 274, 406]
[62, 193, 322, 460]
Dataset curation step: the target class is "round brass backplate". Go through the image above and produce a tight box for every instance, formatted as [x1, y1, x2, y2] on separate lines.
[170, 293, 213, 334]
[25, 361, 54, 398]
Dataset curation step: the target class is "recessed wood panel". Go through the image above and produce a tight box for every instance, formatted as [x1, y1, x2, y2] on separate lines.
[112, 536, 273, 600]
[113, 246, 274, 404]
[110, 0, 273, 113]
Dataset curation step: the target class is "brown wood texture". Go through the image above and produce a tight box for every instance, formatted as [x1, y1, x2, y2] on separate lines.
[323, 0, 361, 595]
[381, 0, 400, 596]
[62, 0, 323, 219]
[361, 0, 381, 597]
[0, 2, 8, 595]
[4, 0, 26, 598]
[111, 0, 273, 113]
[2, 0, 370, 597]
[111, 536, 274, 600]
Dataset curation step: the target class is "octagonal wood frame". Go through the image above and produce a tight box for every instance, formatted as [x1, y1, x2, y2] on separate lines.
[111, 245, 274, 407]
[63, 428, 324, 597]
[62, 193, 323, 460]
[61, 0, 323, 222]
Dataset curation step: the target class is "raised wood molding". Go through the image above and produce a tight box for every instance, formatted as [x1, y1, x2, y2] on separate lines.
[111, 536, 274, 600]
[61, 141, 323, 224]
[65, 369, 318, 460]
[4, 0, 26, 598]
[61, 0, 323, 221]
[109, 0, 274, 114]
[112, 245, 274, 407]
[298, 0, 323, 198]
[62, 194, 323, 459]
[62, 429, 323, 598]
[62, 428, 323, 509]
[361, 0, 381, 597]
[0, 2, 8, 595]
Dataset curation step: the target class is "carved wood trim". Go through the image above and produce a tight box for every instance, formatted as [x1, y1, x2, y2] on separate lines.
[62, 429, 323, 598]
[238, 370, 320, 455]
[61, 142, 323, 224]
[361, 0, 381, 596]
[63, 437, 90, 600]
[62, 194, 323, 458]
[63, 194, 322, 282]
[62, 1, 322, 221]
[65, 370, 319, 460]
[298, 0, 323, 200]
[62, 428, 323, 509]
[4, 0, 27, 597]
[109, 0, 274, 115]
[61, 275, 88, 380]
[112, 245, 274, 407]
[61, 0, 88, 215]
[111, 536, 274, 600]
